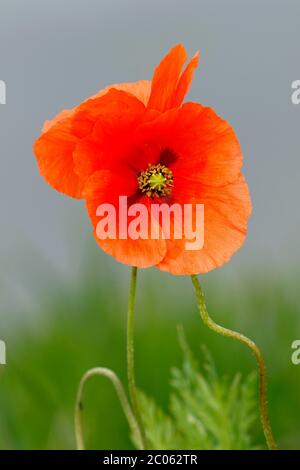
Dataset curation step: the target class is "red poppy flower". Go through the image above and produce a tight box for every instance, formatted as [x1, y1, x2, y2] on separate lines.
[34, 44, 251, 275]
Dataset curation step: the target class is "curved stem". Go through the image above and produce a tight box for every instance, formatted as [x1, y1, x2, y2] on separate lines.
[127, 267, 148, 449]
[191, 274, 277, 450]
[74, 367, 143, 450]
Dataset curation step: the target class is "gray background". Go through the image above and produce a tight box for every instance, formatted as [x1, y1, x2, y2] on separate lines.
[0, 0, 299, 310]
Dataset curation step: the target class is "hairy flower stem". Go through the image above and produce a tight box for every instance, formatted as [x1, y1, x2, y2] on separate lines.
[74, 367, 143, 450]
[127, 267, 148, 449]
[191, 275, 277, 450]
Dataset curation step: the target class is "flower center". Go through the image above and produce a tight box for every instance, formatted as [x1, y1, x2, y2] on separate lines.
[138, 163, 174, 198]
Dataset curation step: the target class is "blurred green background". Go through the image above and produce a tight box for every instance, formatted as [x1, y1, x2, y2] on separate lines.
[1, 0, 300, 451]
[0, 244, 299, 450]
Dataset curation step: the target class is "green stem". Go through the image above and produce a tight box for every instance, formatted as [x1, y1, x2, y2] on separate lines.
[127, 267, 147, 449]
[191, 274, 277, 450]
[74, 367, 143, 450]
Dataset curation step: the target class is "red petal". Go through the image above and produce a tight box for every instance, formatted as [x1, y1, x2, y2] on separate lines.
[171, 52, 199, 108]
[157, 174, 252, 274]
[136, 102, 243, 187]
[148, 44, 188, 112]
[34, 89, 147, 198]
[84, 170, 167, 268]
[73, 89, 147, 179]
[34, 117, 84, 198]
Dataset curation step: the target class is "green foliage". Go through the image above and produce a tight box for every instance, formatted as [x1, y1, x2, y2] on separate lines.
[1, 251, 300, 449]
[135, 329, 260, 450]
